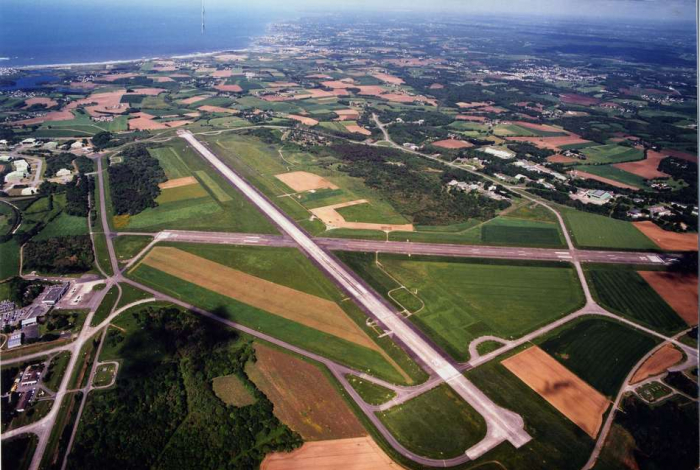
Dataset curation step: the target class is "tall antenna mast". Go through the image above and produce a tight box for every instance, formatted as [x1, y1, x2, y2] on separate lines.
[201, 0, 205, 34]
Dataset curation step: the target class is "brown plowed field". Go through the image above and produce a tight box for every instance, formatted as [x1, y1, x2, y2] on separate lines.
[502, 346, 609, 438]
[261, 437, 398, 470]
[547, 155, 578, 164]
[275, 171, 339, 192]
[514, 121, 565, 133]
[432, 139, 473, 149]
[345, 125, 371, 135]
[197, 105, 239, 114]
[214, 83, 243, 93]
[372, 73, 404, 85]
[456, 115, 486, 122]
[158, 176, 197, 189]
[630, 344, 684, 385]
[24, 97, 58, 108]
[246, 343, 367, 441]
[661, 148, 697, 162]
[613, 150, 669, 179]
[560, 93, 600, 106]
[140, 247, 383, 353]
[639, 271, 698, 326]
[287, 114, 319, 126]
[180, 94, 211, 104]
[633, 221, 697, 251]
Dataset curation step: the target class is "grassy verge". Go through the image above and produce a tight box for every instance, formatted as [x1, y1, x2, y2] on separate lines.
[90, 285, 119, 327]
[347, 375, 397, 405]
[44, 352, 72, 392]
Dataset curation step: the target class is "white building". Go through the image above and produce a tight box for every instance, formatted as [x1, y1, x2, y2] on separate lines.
[7, 332, 22, 349]
[13, 159, 29, 173]
[480, 146, 515, 159]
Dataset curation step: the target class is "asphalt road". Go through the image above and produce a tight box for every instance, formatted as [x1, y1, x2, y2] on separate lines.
[179, 129, 532, 460]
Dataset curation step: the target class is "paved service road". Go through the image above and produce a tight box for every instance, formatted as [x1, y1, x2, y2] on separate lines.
[179, 129, 532, 461]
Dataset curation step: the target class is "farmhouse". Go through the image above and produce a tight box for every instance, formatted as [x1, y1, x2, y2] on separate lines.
[648, 205, 672, 218]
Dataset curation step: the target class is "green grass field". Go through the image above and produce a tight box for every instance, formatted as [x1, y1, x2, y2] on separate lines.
[113, 235, 153, 265]
[44, 351, 71, 392]
[0, 240, 20, 280]
[560, 207, 657, 250]
[346, 376, 396, 405]
[580, 144, 644, 164]
[465, 354, 595, 470]
[494, 123, 566, 137]
[113, 141, 277, 234]
[91, 285, 120, 326]
[337, 252, 585, 361]
[586, 269, 687, 335]
[32, 211, 88, 240]
[377, 384, 486, 459]
[335, 202, 410, 225]
[41, 111, 128, 135]
[572, 165, 647, 188]
[539, 318, 659, 397]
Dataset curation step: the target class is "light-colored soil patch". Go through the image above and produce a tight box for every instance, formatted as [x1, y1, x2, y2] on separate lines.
[180, 94, 211, 105]
[246, 343, 367, 441]
[140, 247, 382, 352]
[639, 271, 698, 326]
[344, 124, 371, 135]
[432, 139, 473, 149]
[101, 73, 137, 82]
[321, 80, 357, 89]
[275, 171, 339, 192]
[456, 115, 486, 122]
[24, 97, 58, 108]
[372, 73, 404, 85]
[570, 170, 639, 190]
[261, 437, 398, 470]
[630, 344, 684, 384]
[15, 110, 75, 125]
[212, 70, 233, 78]
[214, 53, 247, 62]
[335, 109, 360, 120]
[212, 374, 256, 406]
[613, 150, 670, 179]
[287, 114, 319, 126]
[633, 221, 697, 251]
[547, 154, 578, 164]
[507, 134, 592, 150]
[514, 121, 565, 133]
[198, 105, 239, 114]
[158, 176, 197, 189]
[128, 112, 168, 130]
[148, 76, 175, 83]
[502, 346, 609, 438]
[310, 200, 414, 232]
[214, 83, 243, 93]
[456, 101, 490, 109]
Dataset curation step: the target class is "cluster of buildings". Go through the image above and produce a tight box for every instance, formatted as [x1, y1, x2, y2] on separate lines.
[447, 179, 510, 201]
[572, 188, 615, 205]
[2, 283, 69, 349]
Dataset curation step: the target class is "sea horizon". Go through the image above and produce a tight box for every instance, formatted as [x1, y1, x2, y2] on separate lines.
[0, 1, 281, 68]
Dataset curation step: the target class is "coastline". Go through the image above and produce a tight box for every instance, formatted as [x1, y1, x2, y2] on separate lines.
[14, 48, 252, 71]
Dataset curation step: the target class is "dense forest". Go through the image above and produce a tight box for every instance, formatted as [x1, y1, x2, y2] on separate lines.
[108, 144, 166, 215]
[617, 395, 698, 470]
[23, 235, 94, 274]
[328, 144, 509, 225]
[68, 306, 302, 470]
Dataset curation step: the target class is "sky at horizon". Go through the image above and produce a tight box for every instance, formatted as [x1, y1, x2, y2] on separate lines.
[1, 0, 696, 23]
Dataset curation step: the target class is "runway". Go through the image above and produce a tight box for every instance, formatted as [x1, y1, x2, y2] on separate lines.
[178, 130, 532, 462]
[137, 230, 679, 266]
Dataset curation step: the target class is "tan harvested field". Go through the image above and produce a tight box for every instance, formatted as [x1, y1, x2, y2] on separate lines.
[639, 271, 698, 326]
[345, 124, 372, 135]
[304, 88, 350, 98]
[547, 154, 578, 164]
[129, 87, 167, 96]
[268, 82, 299, 88]
[372, 73, 404, 85]
[128, 112, 168, 130]
[661, 148, 696, 162]
[614, 150, 669, 179]
[140, 247, 384, 352]
[214, 83, 243, 93]
[570, 170, 640, 190]
[633, 221, 697, 251]
[502, 346, 609, 438]
[429, 83, 444, 89]
[148, 76, 175, 83]
[432, 139, 473, 149]
[456, 101, 490, 109]
[507, 134, 592, 150]
[320, 80, 357, 89]
[456, 115, 486, 122]
[197, 105, 239, 114]
[65, 90, 129, 117]
[261, 437, 399, 470]
[212, 69, 233, 78]
[24, 97, 58, 108]
[275, 171, 339, 192]
[335, 109, 360, 120]
[514, 121, 565, 133]
[180, 94, 211, 105]
[15, 110, 75, 125]
[630, 344, 684, 385]
[158, 176, 197, 189]
[480, 105, 506, 113]
[246, 343, 367, 441]
[100, 72, 137, 82]
[310, 199, 414, 232]
[287, 114, 319, 126]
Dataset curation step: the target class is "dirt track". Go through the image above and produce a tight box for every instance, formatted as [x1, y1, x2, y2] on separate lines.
[502, 346, 609, 438]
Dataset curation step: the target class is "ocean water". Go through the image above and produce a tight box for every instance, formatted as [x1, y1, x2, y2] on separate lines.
[0, 1, 281, 67]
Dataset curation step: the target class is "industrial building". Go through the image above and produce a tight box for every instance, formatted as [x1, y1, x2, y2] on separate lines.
[42, 283, 69, 306]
